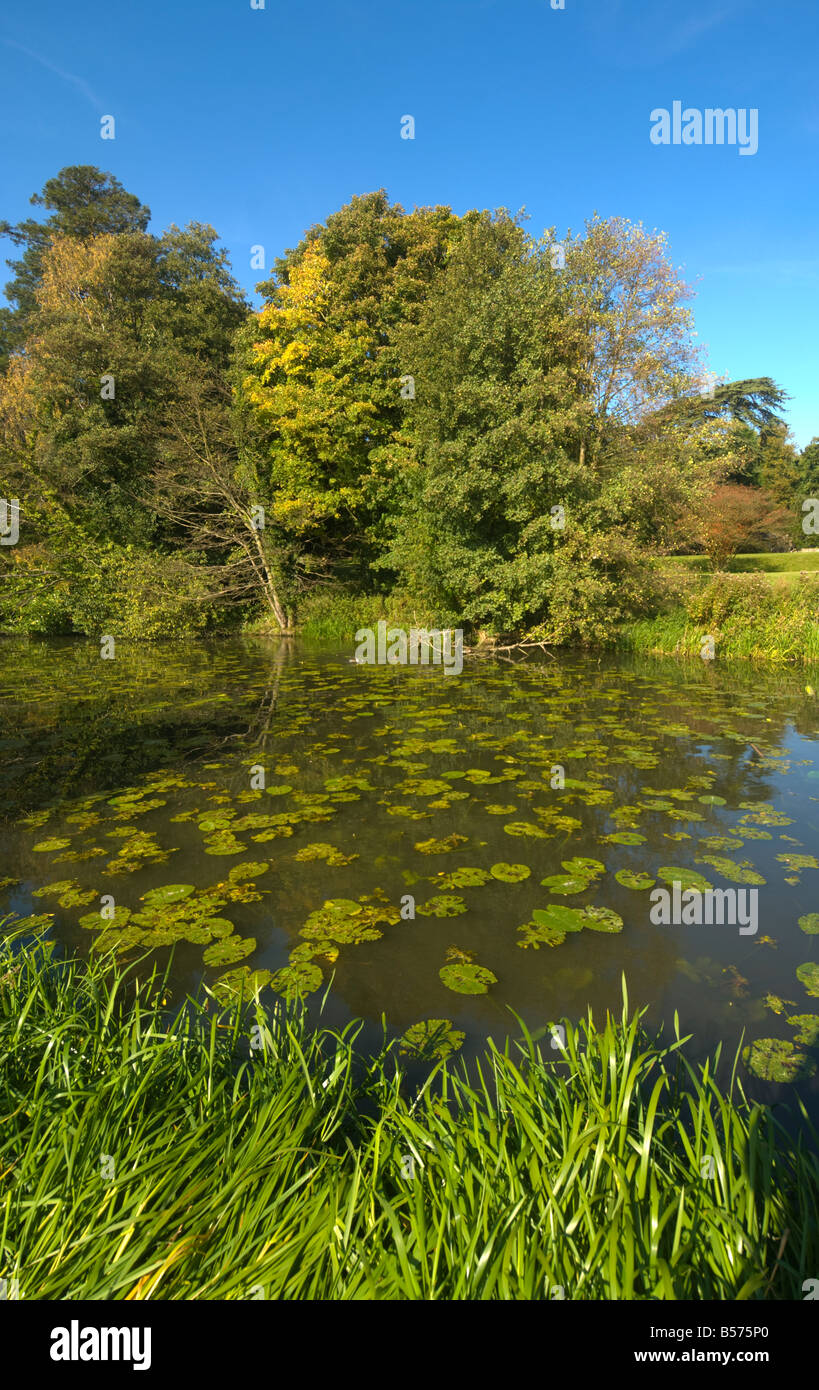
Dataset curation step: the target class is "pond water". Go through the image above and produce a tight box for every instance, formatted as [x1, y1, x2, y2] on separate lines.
[2, 636, 819, 1110]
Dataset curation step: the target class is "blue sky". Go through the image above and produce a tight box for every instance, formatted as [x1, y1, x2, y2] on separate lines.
[1, 0, 817, 445]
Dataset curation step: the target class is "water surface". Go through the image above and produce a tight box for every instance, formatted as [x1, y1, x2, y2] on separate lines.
[2, 636, 818, 1109]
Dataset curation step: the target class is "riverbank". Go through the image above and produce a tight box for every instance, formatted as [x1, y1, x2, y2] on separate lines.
[2, 931, 818, 1300]
[270, 570, 819, 666]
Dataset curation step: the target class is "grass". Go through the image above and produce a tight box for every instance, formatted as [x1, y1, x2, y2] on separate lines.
[666, 551, 819, 576]
[2, 931, 818, 1300]
[618, 569, 819, 663]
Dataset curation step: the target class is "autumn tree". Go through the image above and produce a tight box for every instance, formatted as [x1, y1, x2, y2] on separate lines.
[234, 192, 461, 608]
[695, 484, 793, 569]
[0, 166, 150, 367]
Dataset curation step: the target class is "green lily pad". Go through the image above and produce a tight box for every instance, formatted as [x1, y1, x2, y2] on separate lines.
[269, 962, 323, 1000]
[437, 867, 492, 888]
[141, 884, 196, 907]
[439, 963, 497, 995]
[777, 853, 819, 871]
[228, 861, 270, 883]
[534, 904, 587, 934]
[562, 857, 605, 878]
[539, 873, 591, 895]
[742, 1038, 816, 1082]
[604, 832, 646, 846]
[698, 794, 727, 805]
[32, 879, 77, 898]
[211, 967, 272, 1002]
[615, 869, 655, 890]
[796, 962, 819, 997]
[79, 906, 132, 930]
[787, 1014, 819, 1046]
[490, 863, 531, 883]
[91, 924, 145, 954]
[696, 857, 765, 886]
[414, 834, 469, 854]
[798, 914, 819, 935]
[657, 866, 713, 893]
[581, 905, 624, 933]
[417, 894, 468, 917]
[264, 785, 294, 797]
[32, 838, 71, 852]
[398, 1018, 465, 1061]
[503, 822, 549, 839]
[203, 936, 256, 967]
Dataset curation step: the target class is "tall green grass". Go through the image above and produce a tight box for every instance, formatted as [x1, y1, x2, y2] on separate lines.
[2, 934, 818, 1300]
[618, 571, 819, 663]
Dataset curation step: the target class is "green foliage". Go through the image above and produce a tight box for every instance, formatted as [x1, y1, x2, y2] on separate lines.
[3, 939, 818, 1300]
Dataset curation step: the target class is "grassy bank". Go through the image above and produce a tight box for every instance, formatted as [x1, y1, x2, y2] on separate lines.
[250, 572, 819, 667]
[2, 933, 818, 1300]
[666, 551, 819, 576]
[617, 571, 819, 663]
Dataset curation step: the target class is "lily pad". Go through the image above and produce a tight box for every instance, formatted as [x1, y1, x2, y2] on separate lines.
[227, 861, 270, 883]
[796, 962, 819, 997]
[696, 856, 765, 886]
[398, 1018, 465, 1061]
[562, 857, 605, 878]
[417, 894, 468, 917]
[798, 914, 819, 935]
[269, 962, 323, 1000]
[742, 1038, 816, 1083]
[141, 884, 195, 907]
[79, 906, 132, 930]
[437, 867, 492, 888]
[414, 834, 469, 854]
[490, 863, 531, 883]
[539, 873, 591, 895]
[615, 869, 655, 890]
[581, 905, 624, 933]
[203, 936, 256, 967]
[787, 1014, 819, 1046]
[657, 866, 713, 893]
[503, 822, 549, 839]
[211, 967, 272, 1002]
[439, 963, 497, 995]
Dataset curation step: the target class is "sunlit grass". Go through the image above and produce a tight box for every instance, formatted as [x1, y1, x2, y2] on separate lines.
[1, 932, 817, 1300]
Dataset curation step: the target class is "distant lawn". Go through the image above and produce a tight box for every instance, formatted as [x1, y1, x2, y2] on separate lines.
[664, 551, 819, 577]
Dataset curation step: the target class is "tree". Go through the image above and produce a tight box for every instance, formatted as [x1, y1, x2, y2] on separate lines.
[562, 216, 700, 467]
[235, 192, 461, 606]
[152, 365, 297, 630]
[0, 166, 150, 366]
[380, 213, 585, 629]
[695, 484, 793, 569]
[798, 437, 819, 500]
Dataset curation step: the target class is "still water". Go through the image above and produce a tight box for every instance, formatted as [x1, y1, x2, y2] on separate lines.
[1, 636, 818, 1107]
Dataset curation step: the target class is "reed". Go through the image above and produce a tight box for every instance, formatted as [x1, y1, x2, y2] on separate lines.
[2, 932, 817, 1300]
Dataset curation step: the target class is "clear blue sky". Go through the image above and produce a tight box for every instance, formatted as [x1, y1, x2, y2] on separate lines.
[2, 0, 817, 445]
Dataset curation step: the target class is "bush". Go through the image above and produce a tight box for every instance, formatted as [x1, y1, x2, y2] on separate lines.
[529, 528, 662, 647]
[0, 536, 214, 639]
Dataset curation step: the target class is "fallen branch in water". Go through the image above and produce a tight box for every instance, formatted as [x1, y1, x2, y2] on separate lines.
[464, 639, 557, 661]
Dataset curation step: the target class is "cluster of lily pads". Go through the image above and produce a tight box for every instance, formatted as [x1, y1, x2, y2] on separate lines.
[3, 655, 819, 1084]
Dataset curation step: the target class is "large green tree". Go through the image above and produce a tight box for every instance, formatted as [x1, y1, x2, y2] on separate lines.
[233, 191, 462, 611]
[0, 166, 151, 367]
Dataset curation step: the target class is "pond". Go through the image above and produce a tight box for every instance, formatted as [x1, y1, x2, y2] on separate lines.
[2, 636, 819, 1109]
